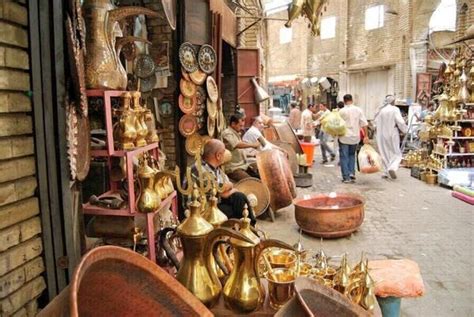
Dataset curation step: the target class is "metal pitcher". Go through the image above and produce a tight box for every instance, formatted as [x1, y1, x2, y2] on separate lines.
[82, 0, 159, 89]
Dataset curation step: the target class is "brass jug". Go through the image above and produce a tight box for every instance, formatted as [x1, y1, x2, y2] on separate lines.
[434, 93, 450, 121]
[144, 108, 159, 144]
[137, 157, 161, 213]
[132, 91, 148, 147]
[120, 92, 137, 150]
[458, 69, 471, 103]
[221, 209, 295, 313]
[82, 0, 159, 89]
[168, 188, 253, 308]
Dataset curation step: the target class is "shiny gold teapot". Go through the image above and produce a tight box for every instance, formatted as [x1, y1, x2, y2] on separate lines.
[119, 92, 137, 150]
[132, 91, 148, 147]
[220, 209, 295, 313]
[82, 0, 159, 89]
[137, 157, 160, 213]
[164, 188, 253, 308]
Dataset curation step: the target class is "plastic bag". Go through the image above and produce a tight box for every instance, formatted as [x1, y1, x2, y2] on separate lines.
[369, 259, 425, 298]
[321, 110, 346, 137]
[358, 144, 382, 173]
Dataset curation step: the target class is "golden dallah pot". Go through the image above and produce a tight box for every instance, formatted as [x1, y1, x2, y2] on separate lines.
[163, 188, 253, 308]
[220, 211, 295, 313]
[82, 0, 159, 89]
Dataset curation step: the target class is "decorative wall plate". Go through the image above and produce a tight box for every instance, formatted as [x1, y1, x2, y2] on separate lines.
[180, 79, 196, 98]
[179, 114, 198, 137]
[178, 94, 197, 114]
[159, 101, 173, 117]
[206, 76, 218, 103]
[207, 116, 215, 137]
[185, 133, 203, 156]
[139, 74, 156, 92]
[181, 67, 190, 81]
[206, 98, 217, 119]
[198, 44, 217, 74]
[219, 110, 226, 131]
[196, 86, 207, 105]
[135, 54, 156, 79]
[179, 42, 198, 73]
[189, 69, 207, 85]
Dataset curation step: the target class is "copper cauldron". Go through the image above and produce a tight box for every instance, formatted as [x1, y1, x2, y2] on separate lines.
[294, 193, 365, 238]
[257, 149, 297, 212]
[38, 246, 212, 317]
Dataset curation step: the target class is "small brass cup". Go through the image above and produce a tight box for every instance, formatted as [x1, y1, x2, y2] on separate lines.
[265, 249, 297, 269]
[266, 268, 296, 310]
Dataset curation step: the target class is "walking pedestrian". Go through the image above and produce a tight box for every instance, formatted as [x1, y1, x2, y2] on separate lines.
[315, 103, 336, 164]
[373, 95, 408, 179]
[338, 94, 369, 183]
[301, 104, 318, 142]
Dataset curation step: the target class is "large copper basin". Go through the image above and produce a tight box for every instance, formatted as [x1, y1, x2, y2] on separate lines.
[294, 193, 365, 238]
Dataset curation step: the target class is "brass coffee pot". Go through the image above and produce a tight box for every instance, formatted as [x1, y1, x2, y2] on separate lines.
[166, 187, 253, 308]
[82, 0, 159, 89]
[221, 208, 295, 313]
[137, 156, 161, 213]
[119, 92, 137, 150]
[132, 91, 148, 147]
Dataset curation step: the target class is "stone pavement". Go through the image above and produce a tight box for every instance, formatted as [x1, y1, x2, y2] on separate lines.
[258, 153, 473, 316]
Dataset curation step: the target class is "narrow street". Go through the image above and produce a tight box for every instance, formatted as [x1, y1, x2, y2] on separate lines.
[259, 148, 473, 317]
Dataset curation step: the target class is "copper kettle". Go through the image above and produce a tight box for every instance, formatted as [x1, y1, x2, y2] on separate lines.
[220, 209, 295, 313]
[82, 0, 159, 89]
[162, 187, 253, 308]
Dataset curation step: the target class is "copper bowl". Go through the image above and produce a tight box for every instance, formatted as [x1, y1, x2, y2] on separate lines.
[294, 193, 365, 238]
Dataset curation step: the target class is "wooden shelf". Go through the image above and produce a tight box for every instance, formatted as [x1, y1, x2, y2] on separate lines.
[83, 191, 176, 216]
[433, 151, 474, 157]
[437, 136, 474, 140]
[91, 142, 159, 158]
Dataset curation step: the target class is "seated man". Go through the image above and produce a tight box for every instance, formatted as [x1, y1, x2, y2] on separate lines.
[222, 112, 260, 182]
[188, 139, 256, 225]
[242, 116, 273, 158]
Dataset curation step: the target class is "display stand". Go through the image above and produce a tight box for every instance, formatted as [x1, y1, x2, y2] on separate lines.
[82, 89, 177, 263]
[432, 103, 474, 169]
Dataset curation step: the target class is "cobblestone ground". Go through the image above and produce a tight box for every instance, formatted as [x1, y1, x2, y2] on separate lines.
[258, 149, 473, 316]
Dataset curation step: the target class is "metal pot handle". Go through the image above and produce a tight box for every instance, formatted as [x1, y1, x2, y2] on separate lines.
[212, 240, 231, 275]
[159, 227, 180, 269]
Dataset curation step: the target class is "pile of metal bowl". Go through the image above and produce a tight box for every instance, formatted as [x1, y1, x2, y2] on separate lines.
[294, 193, 365, 238]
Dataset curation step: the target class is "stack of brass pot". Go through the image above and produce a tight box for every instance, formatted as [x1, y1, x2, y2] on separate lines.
[220, 207, 295, 313]
[307, 252, 376, 312]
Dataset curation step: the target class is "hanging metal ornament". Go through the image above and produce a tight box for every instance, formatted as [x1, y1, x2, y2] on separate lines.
[179, 42, 198, 73]
[198, 44, 217, 74]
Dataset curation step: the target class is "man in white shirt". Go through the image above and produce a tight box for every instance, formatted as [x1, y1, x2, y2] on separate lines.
[300, 104, 318, 142]
[338, 94, 369, 183]
[243, 116, 272, 158]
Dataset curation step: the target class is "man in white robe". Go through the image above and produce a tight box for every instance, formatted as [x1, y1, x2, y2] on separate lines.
[374, 95, 408, 179]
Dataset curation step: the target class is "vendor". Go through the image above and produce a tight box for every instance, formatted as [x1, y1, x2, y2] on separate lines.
[242, 116, 274, 158]
[300, 103, 318, 142]
[222, 112, 260, 182]
[188, 139, 256, 225]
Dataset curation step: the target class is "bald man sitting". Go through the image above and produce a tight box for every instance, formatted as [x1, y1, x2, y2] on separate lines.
[186, 139, 257, 225]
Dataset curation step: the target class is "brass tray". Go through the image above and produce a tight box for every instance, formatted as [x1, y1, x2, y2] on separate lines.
[180, 79, 197, 98]
[206, 98, 217, 119]
[179, 114, 198, 137]
[198, 44, 217, 74]
[207, 116, 216, 138]
[178, 94, 197, 114]
[206, 76, 218, 103]
[189, 69, 207, 85]
[185, 133, 203, 156]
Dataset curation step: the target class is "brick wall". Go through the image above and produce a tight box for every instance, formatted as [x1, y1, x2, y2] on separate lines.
[263, 0, 459, 102]
[0, 1, 46, 316]
[145, 1, 177, 168]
